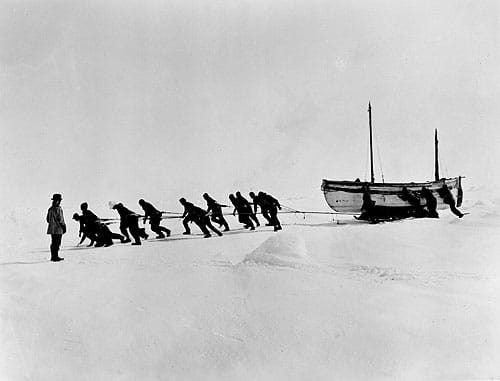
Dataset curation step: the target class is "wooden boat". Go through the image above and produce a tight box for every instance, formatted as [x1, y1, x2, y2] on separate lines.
[321, 103, 463, 214]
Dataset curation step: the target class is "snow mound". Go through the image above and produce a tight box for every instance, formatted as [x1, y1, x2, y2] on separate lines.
[242, 233, 313, 267]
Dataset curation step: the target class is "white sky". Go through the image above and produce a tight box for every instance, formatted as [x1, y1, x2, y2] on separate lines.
[1, 0, 498, 215]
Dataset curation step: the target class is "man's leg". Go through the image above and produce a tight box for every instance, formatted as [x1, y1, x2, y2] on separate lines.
[449, 202, 464, 218]
[151, 217, 166, 238]
[262, 209, 272, 225]
[50, 234, 63, 261]
[128, 217, 143, 244]
[193, 218, 211, 237]
[205, 217, 223, 236]
[182, 217, 192, 234]
[120, 221, 131, 243]
[250, 213, 260, 227]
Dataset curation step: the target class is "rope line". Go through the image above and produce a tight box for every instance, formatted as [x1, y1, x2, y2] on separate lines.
[95, 207, 354, 223]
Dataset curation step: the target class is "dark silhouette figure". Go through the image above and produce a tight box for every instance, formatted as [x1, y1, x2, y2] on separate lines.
[438, 184, 464, 218]
[46, 193, 66, 262]
[79, 202, 101, 245]
[236, 191, 260, 227]
[249, 191, 272, 225]
[421, 187, 439, 218]
[138, 199, 171, 239]
[112, 203, 149, 245]
[229, 194, 255, 230]
[73, 213, 124, 247]
[73, 213, 97, 247]
[203, 193, 230, 232]
[259, 192, 282, 231]
[179, 198, 223, 238]
[400, 187, 420, 207]
[358, 185, 375, 221]
[80, 202, 98, 226]
[400, 187, 426, 218]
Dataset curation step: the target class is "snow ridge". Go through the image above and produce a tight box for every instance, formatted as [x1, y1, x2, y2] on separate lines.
[242, 233, 314, 268]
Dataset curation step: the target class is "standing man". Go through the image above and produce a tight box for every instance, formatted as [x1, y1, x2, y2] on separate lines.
[46, 193, 66, 262]
[138, 199, 171, 239]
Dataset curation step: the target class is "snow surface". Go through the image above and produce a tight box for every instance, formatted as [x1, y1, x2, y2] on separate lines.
[1, 187, 500, 380]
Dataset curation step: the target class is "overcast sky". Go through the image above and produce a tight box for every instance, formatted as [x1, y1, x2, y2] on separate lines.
[1, 0, 498, 215]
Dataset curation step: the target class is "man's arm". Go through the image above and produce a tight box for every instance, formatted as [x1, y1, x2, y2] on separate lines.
[78, 232, 87, 245]
[58, 208, 67, 233]
[269, 195, 281, 209]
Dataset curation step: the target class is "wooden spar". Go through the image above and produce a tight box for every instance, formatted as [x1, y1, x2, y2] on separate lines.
[434, 129, 440, 181]
[368, 102, 375, 183]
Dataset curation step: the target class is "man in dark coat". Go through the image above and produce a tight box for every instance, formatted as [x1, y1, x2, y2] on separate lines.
[421, 187, 439, 218]
[73, 213, 124, 247]
[236, 191, 260, 227]
[203, 193, 230, 232]
[229, 194, 255, 230]
[437, 184, 464, 218]
[73, 213, 96, 247]
[179, 198, 223, 238]
[46, 193, 66, 262]
[78, 202, 100, 245]
[138, 199, 171, 239]
[80, 202, 98, 226]
[358, 185, 375, 221]
[249, 191, 272, 225]
[259, 191, 282, 231]
[400, 187, 426, 218]
[112, 203, 149, 245]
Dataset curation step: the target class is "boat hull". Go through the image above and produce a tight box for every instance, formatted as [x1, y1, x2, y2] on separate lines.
[321, 177, 463, 213]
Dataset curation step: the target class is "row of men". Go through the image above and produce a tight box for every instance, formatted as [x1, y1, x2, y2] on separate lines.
[71, 191, 283, 248]
[359, 183, 464, 221]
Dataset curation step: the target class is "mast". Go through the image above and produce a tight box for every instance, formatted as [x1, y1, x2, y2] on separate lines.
[368, 102, 375, 183]
[434, 129, 440, 181]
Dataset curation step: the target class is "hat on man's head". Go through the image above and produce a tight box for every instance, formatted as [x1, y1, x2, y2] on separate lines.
[51, 193, 62, 201]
